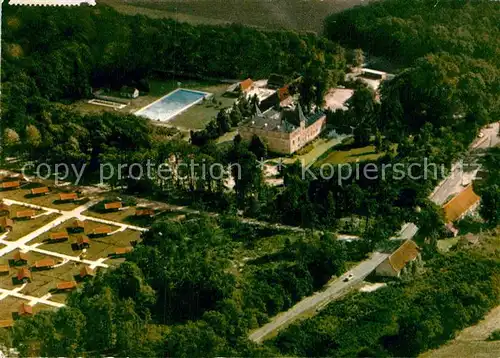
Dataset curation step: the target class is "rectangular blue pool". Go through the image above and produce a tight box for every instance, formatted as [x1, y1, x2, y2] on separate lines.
[135, 88, 210, 122]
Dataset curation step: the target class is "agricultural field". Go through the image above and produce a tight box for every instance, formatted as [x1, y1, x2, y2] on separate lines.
[100, 0, 375, 33]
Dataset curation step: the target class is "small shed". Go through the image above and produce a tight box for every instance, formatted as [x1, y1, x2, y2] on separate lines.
[135, 208, 154, 217]
[75, 236, 90, 249]
[56, 281, 77, 291]
[104, 201, 122, 211]
[59, 192, 78, 202]
[34, 259, 56, 270]
[49, 231, 69, 243]
[15, 210, 36, 220]
[13, 251, 28, 265]
[0, 217, 13, 232]
[80, 266, 95, 279]
[18, 303, 33, 316]
[90, 226, 112, 237]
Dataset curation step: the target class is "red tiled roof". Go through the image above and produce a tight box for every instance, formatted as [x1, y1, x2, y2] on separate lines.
[80, 266, 95, 277]
[387, 240, 420, 272]
[59, 192, 78, 201]
[76, 236, 90, 245]
[104, 202, 122, 210]
[13, 251, 28, 262]
[16, 210, 36, 218]
[31, 187, 49, 195]
[239, 78, 253, 91]
[49, 232, 69, 241]
[1, 181, 20, 189]
[0, 320, 14, 328]
[443, 185, 480, 222]
[0, 217, 13, 229]
[34, 259, 56, 269]
[19, 303, 33, 315]
[56, 281, 77, 290]
[72, 220, 85, 228]
[92, 226, 112, 235]
[0, 265, 9, 274]
[135, 208, 154, 217]
[114, 247, 133, 255]
[17, 267, 31, 280]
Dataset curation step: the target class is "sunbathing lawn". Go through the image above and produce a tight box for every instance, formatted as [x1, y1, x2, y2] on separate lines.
[0, 187, 83, 210]
[315, 145, 386, 166]
[4, 207, 60, 242]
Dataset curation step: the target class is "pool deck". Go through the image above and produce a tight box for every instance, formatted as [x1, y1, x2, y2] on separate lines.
[134, 88, 211, 122]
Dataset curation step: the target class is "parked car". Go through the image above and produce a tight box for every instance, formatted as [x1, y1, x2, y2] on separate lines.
[343, 273, 354, 282]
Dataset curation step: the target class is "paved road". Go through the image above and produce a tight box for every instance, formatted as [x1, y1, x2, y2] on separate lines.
[248, 252, 390, 343]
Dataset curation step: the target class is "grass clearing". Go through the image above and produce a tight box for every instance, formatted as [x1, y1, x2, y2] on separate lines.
[283, 137, 346, 166]
[0, 186, 83, 211]
[316, 144, 386, 166]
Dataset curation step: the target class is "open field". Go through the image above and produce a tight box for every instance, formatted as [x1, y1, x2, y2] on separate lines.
[100, 0, 375, 33]
[283, 137, 347, 166]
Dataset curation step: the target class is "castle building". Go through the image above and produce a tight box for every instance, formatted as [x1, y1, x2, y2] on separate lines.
[238, 104, 326, 154]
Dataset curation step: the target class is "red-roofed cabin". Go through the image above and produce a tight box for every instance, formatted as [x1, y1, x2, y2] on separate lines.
[135, 208, 154, 217]
[0, 181, 20, 190]
[16, 268, 31, 283]
[0, 265, 10, 276]
[104, 201, 122, 211]
[59, 192, 78, 202]
[30, 187, 49, 196]
[0, 217, 13, 232]
[239, 78, 253, 92]
[18, 303, 33, 316]
[89, 226, 112, 237]
[75, 236, 90, 249]
[0, 202, 10, 216]
[13, 251, 28, 265]
[34, 259, 56, 270]
[111, 246, 133, 257]
[49, 231, 69, 243]
[15, 210, 36, 220]
[80, 266, 95, 279]
[70, 220, 85, 233]
[56, 281, 77, 291]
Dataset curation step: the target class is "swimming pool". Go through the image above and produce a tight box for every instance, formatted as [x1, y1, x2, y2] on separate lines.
[135, 88, 210, 122]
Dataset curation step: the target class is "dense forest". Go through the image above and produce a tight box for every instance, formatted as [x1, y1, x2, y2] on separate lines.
[325, 0, 500, 67]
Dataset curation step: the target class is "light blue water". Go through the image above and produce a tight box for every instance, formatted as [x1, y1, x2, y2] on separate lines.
[136, 89, 208, 122]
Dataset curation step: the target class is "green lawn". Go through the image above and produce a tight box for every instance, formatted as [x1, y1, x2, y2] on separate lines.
[316, 144, 390, 166]
[283, 137, 346, 166]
